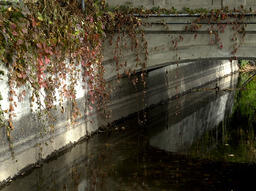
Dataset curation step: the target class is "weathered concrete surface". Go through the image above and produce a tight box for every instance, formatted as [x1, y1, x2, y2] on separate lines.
[103, 15, 256, 80]
[106, 0, 256, 10]
[106, 0, 222, 10]
[0, 59, 238, 183]
[223, 0, 256, 9]
[149, 73, 238, 152]
[6, 0, 256, 10]
[0, 73, 238, 191]
[146, 60, 239, 106]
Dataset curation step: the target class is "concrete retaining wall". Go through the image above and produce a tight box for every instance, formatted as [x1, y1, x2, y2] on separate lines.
[0, 58, 239, 183]
[0, 72, 239, 191]
[149, 73, 238, 152]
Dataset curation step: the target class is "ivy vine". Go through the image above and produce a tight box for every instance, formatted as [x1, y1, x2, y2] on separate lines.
[0, 1, 253, 138]
[0, 70, 4, 128]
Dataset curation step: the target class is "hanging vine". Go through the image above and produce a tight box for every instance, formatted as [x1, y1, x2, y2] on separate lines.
[0, 0, 108, 135]
[0, 1, 253, 138]
[0, 70, 4, 127]
[0, 0, 148, 138]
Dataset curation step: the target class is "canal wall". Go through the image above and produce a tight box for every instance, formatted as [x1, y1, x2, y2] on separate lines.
[149, 73, 239, 153]
[0, 72, 239, 191]
[0, 59, 239, 183]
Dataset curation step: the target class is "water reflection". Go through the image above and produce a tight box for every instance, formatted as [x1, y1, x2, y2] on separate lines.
[187, 72, 256, 163]
[3, 72, 256, 191]
[148, 73, 238, 154]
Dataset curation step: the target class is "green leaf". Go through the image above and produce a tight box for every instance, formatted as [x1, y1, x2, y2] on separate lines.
[37, 13, 44, 21]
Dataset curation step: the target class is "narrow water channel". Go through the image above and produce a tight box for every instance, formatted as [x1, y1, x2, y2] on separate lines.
[2, 72, 256, 191]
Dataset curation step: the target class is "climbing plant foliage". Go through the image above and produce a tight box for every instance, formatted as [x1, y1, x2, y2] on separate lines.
[0, 1, 252, 136]
[0, 0, 146, 134]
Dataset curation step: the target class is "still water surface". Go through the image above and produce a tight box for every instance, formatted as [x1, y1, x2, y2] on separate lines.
[2, 72, 256, 191]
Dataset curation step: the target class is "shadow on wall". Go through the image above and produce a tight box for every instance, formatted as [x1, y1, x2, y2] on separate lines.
[148, 73, 238, 153]
[0, 65, 239, 191]
[0, 59, 238, 183]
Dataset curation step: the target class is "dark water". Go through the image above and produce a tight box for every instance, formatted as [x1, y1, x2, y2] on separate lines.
[2, 72, 256, 191]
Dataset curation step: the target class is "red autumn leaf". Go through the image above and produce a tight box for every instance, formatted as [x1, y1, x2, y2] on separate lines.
[89, 105, 93, 111]
[38, 58, 44, 66]
[16, 72, 22, 78]
[8, 120, 14, 130]
[31, 17, 37, 27]
[9, 97, 13, 101]
[17, 39, 23, 45]
[22, 73, 27, 79]
[36, 43, 42, 49]
[44, 56, 50, 65]
[22, 28, 28, 34]
[10, 23, 17, 30]
[9, 104, 14, 112]
[12, 31, 18, 36]
[22, 90, 26, 96]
